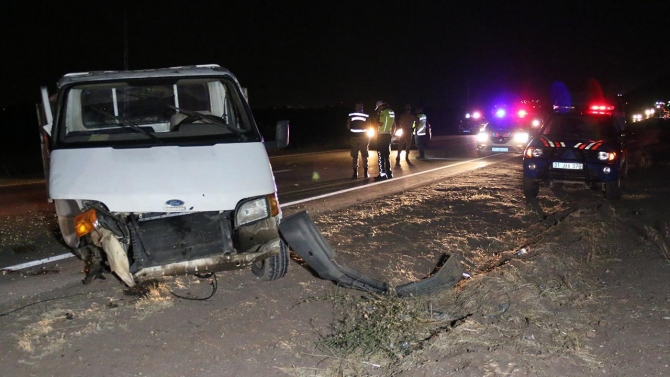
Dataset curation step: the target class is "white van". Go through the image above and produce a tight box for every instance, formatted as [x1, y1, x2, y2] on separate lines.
[37, 65, 289, 287]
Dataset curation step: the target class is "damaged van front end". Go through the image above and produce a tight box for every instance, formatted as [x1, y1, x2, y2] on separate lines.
[38, 65, 289, 287]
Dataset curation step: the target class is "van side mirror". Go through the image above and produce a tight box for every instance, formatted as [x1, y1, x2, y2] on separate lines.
[265, 120, 290, 149]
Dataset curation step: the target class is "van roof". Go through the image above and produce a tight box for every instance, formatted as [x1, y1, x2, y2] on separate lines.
[57, 64, 234, 88]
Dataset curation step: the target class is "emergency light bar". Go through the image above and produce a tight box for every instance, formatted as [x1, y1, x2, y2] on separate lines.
[586, 104, 615, 115]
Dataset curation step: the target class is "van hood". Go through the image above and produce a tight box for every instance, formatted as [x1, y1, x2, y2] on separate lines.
[49, 143, 276, 213]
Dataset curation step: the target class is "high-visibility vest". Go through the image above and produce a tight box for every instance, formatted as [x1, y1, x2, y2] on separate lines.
[348, 112, 369, 134]
[378, 109, 395, 134]
[415, 114, 428, 135]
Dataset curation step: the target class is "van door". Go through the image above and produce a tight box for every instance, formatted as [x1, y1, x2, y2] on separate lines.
[37, 86, 53, 200]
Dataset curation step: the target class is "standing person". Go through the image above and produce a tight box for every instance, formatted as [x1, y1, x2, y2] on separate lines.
[414, 106, 430, 159]
[396, 104, 419, 164]
[346, 102, 370, 178]
[374, 101, 396, 181]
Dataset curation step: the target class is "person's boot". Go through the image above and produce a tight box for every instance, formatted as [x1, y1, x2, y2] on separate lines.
[405, 152, 410, 162]
[352, 167, 358, 179]
[387, 169, 393, 179]
[363, 167, 369, 178]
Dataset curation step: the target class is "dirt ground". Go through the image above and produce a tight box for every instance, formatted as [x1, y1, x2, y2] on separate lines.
[0, 155, 669, 376]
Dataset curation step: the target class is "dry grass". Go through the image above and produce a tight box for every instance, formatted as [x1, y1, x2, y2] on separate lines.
[310, 183, 617, 375]
[310, 290, 464, 376]
[13, 282, 173, 358]
[132, 281, 173, 319]
[644, 222, 670, 262]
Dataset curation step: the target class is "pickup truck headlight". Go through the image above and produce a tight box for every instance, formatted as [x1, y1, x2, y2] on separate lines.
[597, 151, 616, 161]
[236, 194, 279, 227]
[524, 147, 543, 158]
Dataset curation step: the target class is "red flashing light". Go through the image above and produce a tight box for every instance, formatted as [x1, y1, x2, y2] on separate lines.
[587, 104, 614, 115]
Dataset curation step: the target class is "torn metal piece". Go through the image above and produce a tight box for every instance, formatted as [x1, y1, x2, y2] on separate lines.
[99, 228, 136, 287]
[279, 210, 463, 296]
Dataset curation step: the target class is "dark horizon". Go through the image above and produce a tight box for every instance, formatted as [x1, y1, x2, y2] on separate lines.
[2, 1, 670, 110]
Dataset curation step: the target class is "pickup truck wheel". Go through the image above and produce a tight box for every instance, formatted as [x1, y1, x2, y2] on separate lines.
[605, 178, 622, 200]
[523, 177, 540, 198]
[252, 241, 289, 281]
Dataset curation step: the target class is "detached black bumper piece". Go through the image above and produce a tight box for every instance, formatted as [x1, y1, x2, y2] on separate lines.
[279, 211, 464, 296]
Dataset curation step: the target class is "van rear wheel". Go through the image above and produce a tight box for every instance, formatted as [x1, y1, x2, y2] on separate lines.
[252, 241, 289, 281]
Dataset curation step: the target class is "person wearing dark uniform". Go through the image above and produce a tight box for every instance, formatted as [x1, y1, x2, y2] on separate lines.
[346, 102, 370, 178]
[396, 104, 419, 163]
[414, 107, 430, 159]
[374, 101, 396, 181]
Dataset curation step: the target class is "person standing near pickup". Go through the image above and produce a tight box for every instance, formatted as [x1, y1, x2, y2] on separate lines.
[374, 101, 396, 181]
[396, 104, 419, 164]
[346, 102, 370, 178]
[414, 106, 430, 159]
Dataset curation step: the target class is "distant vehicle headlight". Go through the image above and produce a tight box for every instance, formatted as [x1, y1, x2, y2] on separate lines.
[476, 132, 489, 143]
[394, 128, 403, 137]
[513, 132, 529, 143]
[367, 128, 376, 138]
[532, 119, 541, 127]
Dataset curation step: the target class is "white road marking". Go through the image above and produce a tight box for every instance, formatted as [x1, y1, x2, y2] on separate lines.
[273, 169, 292, 173]
[1, 253, 76, 271]
[280, 156, 491, 207]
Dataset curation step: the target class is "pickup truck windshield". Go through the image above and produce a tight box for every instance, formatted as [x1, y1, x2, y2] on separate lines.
[541, 115, 619, 140]
[56, 77, 261, 148]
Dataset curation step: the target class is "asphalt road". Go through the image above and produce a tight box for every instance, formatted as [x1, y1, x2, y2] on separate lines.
[0, 135, 515, 278]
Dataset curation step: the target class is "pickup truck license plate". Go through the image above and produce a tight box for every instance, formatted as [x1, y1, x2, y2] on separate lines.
[492, 147, 508, 152]
[553, 162, 583, 170]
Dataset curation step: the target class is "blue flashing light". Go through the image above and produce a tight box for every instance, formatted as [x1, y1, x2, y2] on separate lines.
[495, 109, 506, 118]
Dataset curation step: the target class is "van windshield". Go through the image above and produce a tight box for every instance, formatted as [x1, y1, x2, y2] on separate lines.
[56, 77, 261, 148]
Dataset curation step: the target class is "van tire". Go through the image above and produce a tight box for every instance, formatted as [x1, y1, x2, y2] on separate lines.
[252, 241, 289, 281]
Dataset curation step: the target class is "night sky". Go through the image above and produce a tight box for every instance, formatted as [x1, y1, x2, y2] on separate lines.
[2, 0, 669, 110]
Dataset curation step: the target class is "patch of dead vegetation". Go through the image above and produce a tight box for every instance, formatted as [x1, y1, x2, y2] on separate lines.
[305, 161, 622, 375]
[10, 280, 176, 358]
[643, 222, 670, 263]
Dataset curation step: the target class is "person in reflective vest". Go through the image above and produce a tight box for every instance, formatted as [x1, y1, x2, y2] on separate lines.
[374, 101, 396, 181]
[346, 102, 370, 178]
[414, 106, 430, 159]
[396, 104, 419, 164]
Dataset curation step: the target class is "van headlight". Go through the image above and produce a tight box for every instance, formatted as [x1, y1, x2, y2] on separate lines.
[513, 132, 529, 143]
[236, 194, 279, 226]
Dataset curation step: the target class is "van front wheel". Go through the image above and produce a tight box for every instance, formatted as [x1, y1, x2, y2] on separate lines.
[252, 241, 289, 281]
